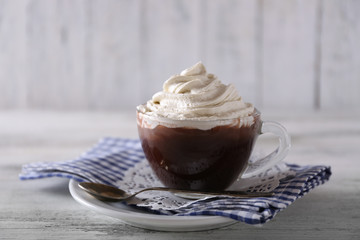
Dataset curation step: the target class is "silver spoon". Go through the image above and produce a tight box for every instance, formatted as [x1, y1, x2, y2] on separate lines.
[78, 182, 274, 201]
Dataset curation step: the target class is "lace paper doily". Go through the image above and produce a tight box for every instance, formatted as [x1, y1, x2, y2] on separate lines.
[115, 153, 296, 211]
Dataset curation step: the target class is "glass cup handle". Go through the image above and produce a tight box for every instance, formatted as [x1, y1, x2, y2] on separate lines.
[241, 121, 291, 178]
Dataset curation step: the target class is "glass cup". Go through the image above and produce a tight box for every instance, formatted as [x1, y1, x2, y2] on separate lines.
[136, 108, 291, 191]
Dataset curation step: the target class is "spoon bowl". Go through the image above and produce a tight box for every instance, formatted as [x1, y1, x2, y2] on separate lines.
[78, 182, 274, 202]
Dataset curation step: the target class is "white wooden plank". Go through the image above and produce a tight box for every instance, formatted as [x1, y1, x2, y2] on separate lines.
[203, 0, 259, 106]
[0, 0, 27, 108]
[85, 0, 141, 110]
[262, 0, 318, 110]
[320, 0, 360, 110]
[25, 0, 141, 110]
[26, 0, 88, 109]
[139, 0, 202, 103]
[1, 0, 360, 111]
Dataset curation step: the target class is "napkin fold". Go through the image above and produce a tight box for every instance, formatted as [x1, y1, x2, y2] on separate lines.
[19, 137, 331, 225]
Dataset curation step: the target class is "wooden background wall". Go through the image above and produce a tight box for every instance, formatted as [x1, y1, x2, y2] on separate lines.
[1, 0, 359, 111]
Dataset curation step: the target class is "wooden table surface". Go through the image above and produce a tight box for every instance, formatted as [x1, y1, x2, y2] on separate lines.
[1, 110, 359, 240]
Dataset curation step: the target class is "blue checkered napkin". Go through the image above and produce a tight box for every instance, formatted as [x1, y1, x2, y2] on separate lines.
[170, 164, 331, 224]
[19, 138, 144, 186]
[19, 137, 331, 225]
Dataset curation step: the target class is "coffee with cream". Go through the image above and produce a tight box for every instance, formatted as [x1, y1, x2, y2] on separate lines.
[137, 62, 290, 191]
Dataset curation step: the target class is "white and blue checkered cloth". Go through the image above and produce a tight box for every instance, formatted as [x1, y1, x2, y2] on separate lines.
[19, 137, 331, 225]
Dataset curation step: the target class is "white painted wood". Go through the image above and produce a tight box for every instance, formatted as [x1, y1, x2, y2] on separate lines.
[0, 0, 360, 111]
[139, 0, 202, 104]
[320, 0, 360, 110]
[1, 110, 359, 239]
[85, 0, 141, 110]
[0, 0, 28, 108]
[25, 0, 141, 110]
[25, 0, 88, 109]
[262, 0, 319, 110]
[203, 0, 259, 106]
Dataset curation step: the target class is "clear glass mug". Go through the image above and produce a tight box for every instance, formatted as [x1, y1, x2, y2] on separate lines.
[136, 108, 291, 191]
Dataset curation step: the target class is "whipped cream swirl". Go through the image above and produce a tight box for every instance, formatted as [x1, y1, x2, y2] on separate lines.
[138, 62, 254, 122]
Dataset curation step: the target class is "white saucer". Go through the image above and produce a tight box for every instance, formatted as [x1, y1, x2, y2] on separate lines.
[68, 179, 236, 232]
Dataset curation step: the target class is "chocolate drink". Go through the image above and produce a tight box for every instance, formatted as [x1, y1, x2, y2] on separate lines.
[137, 114, 261, 191]
[136, 63, 290, 191]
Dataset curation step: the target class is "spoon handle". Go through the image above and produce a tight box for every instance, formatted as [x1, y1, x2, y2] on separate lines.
[131, 187, 273, 198]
